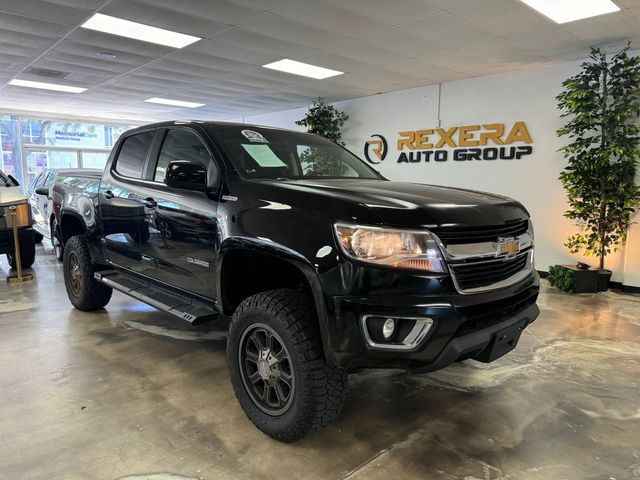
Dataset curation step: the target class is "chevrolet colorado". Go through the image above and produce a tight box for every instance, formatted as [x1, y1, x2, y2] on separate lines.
[54, 121, 540, 442]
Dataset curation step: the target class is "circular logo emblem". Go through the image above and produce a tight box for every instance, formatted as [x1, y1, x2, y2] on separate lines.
[364, 134, 388, 164]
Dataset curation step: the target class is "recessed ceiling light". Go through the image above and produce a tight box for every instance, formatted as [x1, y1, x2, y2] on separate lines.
[8, 79, 87, 93]
[81, 13, 201, 48]
[262, 59, 343, 79]
[519, 0, 620, 23]
[144, 97, 205, 108]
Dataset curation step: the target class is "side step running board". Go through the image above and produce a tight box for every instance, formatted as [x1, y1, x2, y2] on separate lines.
[94, 270, 218, 325]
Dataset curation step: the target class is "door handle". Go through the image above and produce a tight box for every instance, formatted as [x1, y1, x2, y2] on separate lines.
[144, 198, 157, 209]
[104, 190, 114, 199]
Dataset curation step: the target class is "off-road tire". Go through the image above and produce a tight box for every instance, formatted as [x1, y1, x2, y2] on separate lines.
[63, 235, 112, 311]
[227, 288, 347, 442]
[6, 251, 36, 269]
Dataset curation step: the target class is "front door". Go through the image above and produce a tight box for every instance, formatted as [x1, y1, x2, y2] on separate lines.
[138, 127, 220, 299]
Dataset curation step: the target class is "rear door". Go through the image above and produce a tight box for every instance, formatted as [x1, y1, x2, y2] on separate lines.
[137, 127, 220, 299]
[98, 130, 157, 273]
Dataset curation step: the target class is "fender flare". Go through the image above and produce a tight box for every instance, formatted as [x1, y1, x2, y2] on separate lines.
[58, 208, 87, 242]
[217, 237, 338, 366]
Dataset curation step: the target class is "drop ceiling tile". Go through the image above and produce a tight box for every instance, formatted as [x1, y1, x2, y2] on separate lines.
[325, 0, 444, 26]
[0, 51, 39, 72]
[0, 39, 47, 59]
[357, 28, 447, 57]
[133, 0, 264, 26]
[447, 0, 551, 34]
[402, 11, 497, 48]
[209, 27, 312, 60]
[64, 29, 174, 57]
[424, 0, 482, 12]
[0, 0, 90, 25]
[563, 12, 638, 47]
[101, 0, 231, 38]
[164, 48, 258, 75]
[370, 58, 460, 82]
[0, 12, 72, 38]
[231, 13, 346, 51]
[52, 40, 157, 67]
[42, 0, 105, 9]
[226, 0, 292, 12]
[185, 39, 274, 66]
[270, 1, 386, 36]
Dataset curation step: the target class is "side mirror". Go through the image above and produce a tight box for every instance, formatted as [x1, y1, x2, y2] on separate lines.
[35, 187, 49, 196]
[164, 160, 207, 192]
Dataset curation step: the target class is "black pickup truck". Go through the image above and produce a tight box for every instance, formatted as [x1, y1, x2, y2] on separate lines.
[53, 121, 540, 442]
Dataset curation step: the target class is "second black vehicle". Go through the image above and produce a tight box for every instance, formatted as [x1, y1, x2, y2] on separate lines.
[53, 121, 539, 442]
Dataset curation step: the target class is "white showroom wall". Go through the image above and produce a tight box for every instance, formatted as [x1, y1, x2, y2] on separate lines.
[241, 52, 640, 287]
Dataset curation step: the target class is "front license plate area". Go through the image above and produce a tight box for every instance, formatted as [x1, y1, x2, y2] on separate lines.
[477, 320, 527, 363]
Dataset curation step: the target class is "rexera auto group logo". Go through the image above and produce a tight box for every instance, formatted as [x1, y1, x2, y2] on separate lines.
[363, 122, 533, 165]
[364, 134, 388, 164]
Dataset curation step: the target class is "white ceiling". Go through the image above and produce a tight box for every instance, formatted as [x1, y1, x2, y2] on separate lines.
[0, 0, 639, 122]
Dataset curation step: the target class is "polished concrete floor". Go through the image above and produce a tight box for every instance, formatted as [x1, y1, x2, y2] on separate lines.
[1, 245, 639, 480]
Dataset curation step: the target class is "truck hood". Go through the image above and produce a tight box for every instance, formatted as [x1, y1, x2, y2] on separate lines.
[260, 178, 529, 227]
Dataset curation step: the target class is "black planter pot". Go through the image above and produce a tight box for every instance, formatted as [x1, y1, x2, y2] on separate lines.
[597, 269, 612, 291]
[563, 265, 599, 293]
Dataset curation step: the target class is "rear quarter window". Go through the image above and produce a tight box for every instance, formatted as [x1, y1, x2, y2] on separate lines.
[114, 131, 155, 179]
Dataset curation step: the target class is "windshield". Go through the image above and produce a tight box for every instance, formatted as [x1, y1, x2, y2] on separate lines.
[212, 125, 382, 180]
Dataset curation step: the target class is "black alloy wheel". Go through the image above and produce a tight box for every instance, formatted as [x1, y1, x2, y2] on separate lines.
[238, 323, 294, 415]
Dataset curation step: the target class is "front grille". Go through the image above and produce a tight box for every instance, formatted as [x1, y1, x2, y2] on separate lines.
[432, 220, 528, 245]
[450, 252, 529, 291]
[453, 288, 538, 338]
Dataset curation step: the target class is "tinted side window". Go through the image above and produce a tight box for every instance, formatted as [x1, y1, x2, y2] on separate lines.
[115, 132, 154, 179]
[154, 129, 210, 182]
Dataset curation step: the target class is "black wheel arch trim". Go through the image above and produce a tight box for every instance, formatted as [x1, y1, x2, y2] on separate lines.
[217, 237, 338, 366]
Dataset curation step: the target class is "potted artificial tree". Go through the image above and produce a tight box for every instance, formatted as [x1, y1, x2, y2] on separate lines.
[295, 97, 349, 175]
[555, 45, 640, 292]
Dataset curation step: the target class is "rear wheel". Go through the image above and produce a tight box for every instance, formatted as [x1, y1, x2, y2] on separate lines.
[227, 288, 347, 442]
[63, 235, 112, 311]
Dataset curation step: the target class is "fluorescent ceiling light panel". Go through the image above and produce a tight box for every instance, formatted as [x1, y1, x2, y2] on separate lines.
[8, 79, 87, 93]
[81, 13, 201, 48]
[519, 0, 620, 23]
[262, 59, 343, 79]
[145, 97, 205, 108]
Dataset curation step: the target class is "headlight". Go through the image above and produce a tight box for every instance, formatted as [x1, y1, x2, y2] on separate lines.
[334, 223, 446, 272]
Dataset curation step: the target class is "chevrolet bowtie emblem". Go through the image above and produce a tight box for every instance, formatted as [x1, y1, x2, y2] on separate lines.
[497, 238, 520, 258]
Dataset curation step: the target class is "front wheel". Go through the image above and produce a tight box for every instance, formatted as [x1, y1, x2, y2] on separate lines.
[63, 235, 112, 311]
[227, 289, 347, 442]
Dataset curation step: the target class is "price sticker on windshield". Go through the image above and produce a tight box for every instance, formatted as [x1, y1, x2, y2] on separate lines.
[242, 144, 287, 167]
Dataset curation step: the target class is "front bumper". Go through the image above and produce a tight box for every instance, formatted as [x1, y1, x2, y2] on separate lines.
[324, 269, 540, 371]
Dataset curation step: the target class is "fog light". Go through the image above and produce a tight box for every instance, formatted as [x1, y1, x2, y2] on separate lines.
[382, 318, 396, 339]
